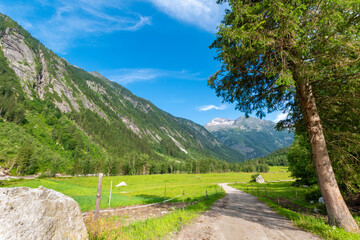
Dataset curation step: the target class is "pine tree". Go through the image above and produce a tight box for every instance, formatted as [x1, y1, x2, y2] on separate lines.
[210, 0, 359, 232]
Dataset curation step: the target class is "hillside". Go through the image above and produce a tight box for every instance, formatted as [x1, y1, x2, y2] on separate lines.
[205, 117, 293, 159]
[0, 13, 244, 176]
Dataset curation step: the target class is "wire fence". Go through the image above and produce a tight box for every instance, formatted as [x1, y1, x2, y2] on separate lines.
[83, 194, 183, 216]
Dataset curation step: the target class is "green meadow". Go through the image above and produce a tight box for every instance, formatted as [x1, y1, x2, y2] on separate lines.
[5, 167, 359, 239]
[5, 167, 291, 211]
[2, 167, 296, 239]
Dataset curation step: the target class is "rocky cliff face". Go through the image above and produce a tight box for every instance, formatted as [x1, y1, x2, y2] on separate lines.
[0, 25, 105, 117]
[0, 13, 243, 171]
[205, 116, 293, 159]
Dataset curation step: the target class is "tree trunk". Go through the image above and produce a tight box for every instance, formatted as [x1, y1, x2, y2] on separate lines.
[298, 82, 359, 232]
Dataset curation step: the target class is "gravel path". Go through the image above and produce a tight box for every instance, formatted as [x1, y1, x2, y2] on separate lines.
[174, 183, 320, 240]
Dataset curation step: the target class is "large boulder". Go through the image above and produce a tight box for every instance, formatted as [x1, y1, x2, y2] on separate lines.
[0, 186, 88, 240]
[255, 175, 265, 184]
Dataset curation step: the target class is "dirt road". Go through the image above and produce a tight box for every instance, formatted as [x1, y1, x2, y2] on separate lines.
[174, 183, 320, 240]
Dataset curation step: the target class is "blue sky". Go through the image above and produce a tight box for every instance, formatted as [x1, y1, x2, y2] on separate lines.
[0, 0, 286, 125]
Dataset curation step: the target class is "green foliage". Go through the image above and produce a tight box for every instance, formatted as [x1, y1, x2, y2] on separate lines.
[287, 135, 317, 186]
[311, 81, 360, 194]
[0, 120, 67, 175]
[210, 0, 360, 119]
[15, 139, 35, 174]
[250, 173, 260, 182]
[304, 185, 322, 202]
[288, 132, 360, 196]
[235, 148, 289, 173]
[258, 148, 289, 166]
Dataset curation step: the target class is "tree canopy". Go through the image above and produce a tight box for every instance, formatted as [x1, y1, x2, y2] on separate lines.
[210, 0, 360, 232]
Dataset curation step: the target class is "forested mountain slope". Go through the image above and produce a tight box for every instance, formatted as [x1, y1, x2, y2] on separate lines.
[0, 13, 244, 176]
[205, 117, 293, 159]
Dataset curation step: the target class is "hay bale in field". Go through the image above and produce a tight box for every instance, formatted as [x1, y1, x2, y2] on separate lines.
[0, 186, 88, 240]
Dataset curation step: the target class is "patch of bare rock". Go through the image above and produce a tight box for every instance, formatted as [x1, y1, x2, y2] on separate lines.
[0, 186, 88, 240]
[256, 174, 265, 184]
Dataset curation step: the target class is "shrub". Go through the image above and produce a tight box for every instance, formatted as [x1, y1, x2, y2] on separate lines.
[38, 171, 55, 179]
[250, 173, 260, 182]
[304, 185, 322, 201]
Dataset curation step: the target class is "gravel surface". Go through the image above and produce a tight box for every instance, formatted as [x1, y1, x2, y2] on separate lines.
[174, 183, 320, 240]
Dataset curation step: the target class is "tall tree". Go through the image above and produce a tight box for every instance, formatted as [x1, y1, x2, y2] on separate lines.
[210, 0, 359, 232]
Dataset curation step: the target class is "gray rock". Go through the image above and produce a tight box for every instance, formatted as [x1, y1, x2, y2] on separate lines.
[255, 175, 265, 184]
[0, 187, 88, 240]
[318, 197, 325, 204]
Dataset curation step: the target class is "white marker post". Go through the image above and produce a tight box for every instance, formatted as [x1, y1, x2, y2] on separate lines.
[109, 181, 112, 206]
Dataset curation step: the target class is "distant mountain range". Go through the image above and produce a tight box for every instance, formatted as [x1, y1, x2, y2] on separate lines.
[0, 13, 246, 176]
[205, 117, 293, 159]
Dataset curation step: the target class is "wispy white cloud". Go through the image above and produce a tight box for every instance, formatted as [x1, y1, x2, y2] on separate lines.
[274, 113, 288, 123]
[146, 0, 227, 32]
[199, 104, 227, 112]
[0, 0, 151, 53]
[105, 68, 204, 84]
[1, 0, 226, 53]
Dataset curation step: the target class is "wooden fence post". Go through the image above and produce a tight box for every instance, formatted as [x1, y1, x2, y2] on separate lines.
[182, 190, 185, 211]
[94, 173, 103, 221]
[206, 189, 208, 200]
[108, 181, 112, 206]
[295, 189, 298, 201]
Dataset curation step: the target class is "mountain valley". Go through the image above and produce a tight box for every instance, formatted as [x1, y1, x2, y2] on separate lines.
[205, 117, 293, 159]
[0, 13, 292, 176]
[0, 13, 245, 176]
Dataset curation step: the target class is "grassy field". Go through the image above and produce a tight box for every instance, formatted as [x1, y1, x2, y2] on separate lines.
[230, 182, 360, 240]
[3, 166, 359, 239]
[2, 167, 294, 239]
[4, 167, 291, 211]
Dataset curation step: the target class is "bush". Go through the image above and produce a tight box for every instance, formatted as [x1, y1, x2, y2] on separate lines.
[38, 172, 55, 179]
[250, 173, 260, 182]
[304, 185, 322, 201]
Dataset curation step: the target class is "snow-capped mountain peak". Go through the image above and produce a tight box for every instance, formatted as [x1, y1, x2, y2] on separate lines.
[204, 118, 235, 131]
